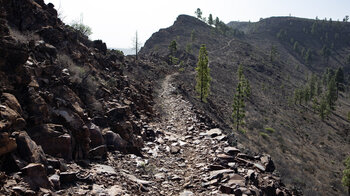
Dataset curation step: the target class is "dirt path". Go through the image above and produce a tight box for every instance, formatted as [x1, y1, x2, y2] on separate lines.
[140, 73, 231, 195]
[208, 38, 235, 55]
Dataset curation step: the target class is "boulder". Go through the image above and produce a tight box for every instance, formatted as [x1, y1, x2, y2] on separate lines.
[93, 40, 107, 54]
[35, 41, 57, 58]
[260, 154, 275, 172]
[29, 124, 72, 160]
[107, 105, 131, 122]
[0, 103, 25, 131]
[104, 130, 127, 151]
[27, 89, 49, 125]
[0, 132, 17, 156]
[0, 39, 28, 71]
[21, 163, 52, 190]
[88, 122, 104, 148]
[15, 131, 47, 166]
[1, 93, 22, 114]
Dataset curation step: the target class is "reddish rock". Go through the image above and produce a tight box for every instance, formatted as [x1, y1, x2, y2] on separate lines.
[21, 163, 52, 190]
[15, 131, 47, 166]
[0, 132, 17, 156]
[29, 124, 72, 160]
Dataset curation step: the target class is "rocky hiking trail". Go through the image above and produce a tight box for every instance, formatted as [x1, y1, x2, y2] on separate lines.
[72, 73, 291, 196]
[0, 72, 293, 196]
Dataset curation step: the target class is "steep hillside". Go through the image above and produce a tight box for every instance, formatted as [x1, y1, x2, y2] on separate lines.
[0, 1, 297, 195]
[141, 15, 350, 195]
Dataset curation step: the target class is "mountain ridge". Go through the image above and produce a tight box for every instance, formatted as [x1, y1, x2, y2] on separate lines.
[141, 14, 350, 195]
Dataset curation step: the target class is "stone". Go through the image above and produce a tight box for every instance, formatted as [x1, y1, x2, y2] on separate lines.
[1, 93, 22, 114]
[0, 132, 17, 156]
[154, 172, 165, 180]
[88, 122, 105, 148]
[224, 146, 240, 155]
[214, 135, 227, 141]
[260, 154, 275, 172]
[208, 169, 234, 180]
[49, 174, 60, 190]
[107, 185, 125, 195]
[88, 145, 107, 159]
[227, 174, 246, 187]
[123, 173, 153, 186]
[202, 178, 219, 187]
[220, 184, 234, 194]
[15, 131, 47, 166]
[93, 164, 117, 175]
[180, 190, 194, 196]
[12, 186, 26, 193]
[170, 146, 180, 154]
[206, 128, 222, 137]
[28, 124, 72, 160]
[0, 102, 24, 131]
[21, 163, 52, 190]
[156, 137, 164, 144]
[60, 172, 77, 184]
[104, 130, 127, 151]
[254, 163, 266, 172]
[217, 153, 235, 162]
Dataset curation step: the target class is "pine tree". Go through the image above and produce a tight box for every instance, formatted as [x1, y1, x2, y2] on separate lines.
[168, 40, 177, 56]
[270, 45, 277, 62]
[214, 17, 220, 28]
[335, 67, 345, 93]
[232, 65, 251, 132]
[326, 76, 337, 111]
[319, 96, 329, 120]
[195, 44, 210, 102]
[312, 97, 318, 113]
[305, 49, 312, 64]
[195, 8, 202, 19]
[208, 14, 214, 26]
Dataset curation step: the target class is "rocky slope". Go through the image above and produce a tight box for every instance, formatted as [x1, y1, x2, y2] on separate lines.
[141, 15, 350, 195]
[0, 0, 154, 194]
[0, 0, 296, 195]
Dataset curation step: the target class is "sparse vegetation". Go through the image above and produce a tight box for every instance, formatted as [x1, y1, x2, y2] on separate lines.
[70, 14, 92, 37]
[259, 132, 269, 139]
[265, 127, 276, 133]
[232, 65, 251, 132]
[195, 44, 210, 102]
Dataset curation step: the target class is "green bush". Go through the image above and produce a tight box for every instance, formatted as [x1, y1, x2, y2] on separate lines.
[260, 132, 269, 139]
[239, 128, 247, 134]
[264, 127, 276, 133]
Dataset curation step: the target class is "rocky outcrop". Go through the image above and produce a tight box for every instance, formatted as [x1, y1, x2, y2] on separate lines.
[0, 0, 154, 194]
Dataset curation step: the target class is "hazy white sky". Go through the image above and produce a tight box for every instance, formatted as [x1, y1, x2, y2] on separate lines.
[44, 0, 350, 49]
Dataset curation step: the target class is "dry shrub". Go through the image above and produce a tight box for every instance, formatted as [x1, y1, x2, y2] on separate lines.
[9, 27, 40, 43]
